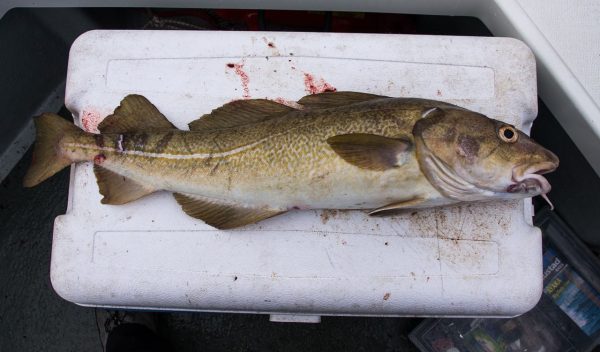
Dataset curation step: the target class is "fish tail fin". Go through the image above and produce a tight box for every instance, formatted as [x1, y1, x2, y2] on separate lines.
[23, 113, 82, 187]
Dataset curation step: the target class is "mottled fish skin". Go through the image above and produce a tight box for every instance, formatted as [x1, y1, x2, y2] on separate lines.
[26, 93, 558, 227]
[62, 98, 449, 210]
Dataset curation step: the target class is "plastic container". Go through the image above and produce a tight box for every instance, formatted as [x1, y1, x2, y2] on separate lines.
[52, 30, 540, 321]
[409, 209, 600, 351]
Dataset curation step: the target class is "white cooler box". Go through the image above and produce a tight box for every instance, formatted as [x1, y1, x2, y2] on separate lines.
[52, 30, 541, 322]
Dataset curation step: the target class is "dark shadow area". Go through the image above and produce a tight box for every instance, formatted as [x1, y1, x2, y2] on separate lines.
[531, 100, 600, 250]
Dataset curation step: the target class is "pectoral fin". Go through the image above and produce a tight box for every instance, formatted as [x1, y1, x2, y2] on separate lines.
[173, 193, 286, 229]
[94, 165, 157, 204]
[369, 197, 425, 216]
[327, 133, 412, 171]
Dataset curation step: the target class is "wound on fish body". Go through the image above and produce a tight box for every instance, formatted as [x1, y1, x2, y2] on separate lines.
[23, 93, 559, 229]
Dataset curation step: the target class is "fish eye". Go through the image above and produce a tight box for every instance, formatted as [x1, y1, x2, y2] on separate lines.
[499, 125, 518, 143]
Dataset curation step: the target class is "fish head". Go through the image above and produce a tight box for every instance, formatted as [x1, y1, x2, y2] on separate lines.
[413, 107, 559, 202]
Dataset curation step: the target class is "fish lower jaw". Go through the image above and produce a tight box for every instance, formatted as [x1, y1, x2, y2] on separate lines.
[508, 173, 551, 195]
[509, 161, 557, 196]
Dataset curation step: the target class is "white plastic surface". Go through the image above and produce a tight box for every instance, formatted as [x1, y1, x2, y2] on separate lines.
[516, 0, 599, 107]
[53, 30, 542, 317]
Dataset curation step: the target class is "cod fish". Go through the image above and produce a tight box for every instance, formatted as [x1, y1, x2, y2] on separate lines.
[23, 93, 558, 229]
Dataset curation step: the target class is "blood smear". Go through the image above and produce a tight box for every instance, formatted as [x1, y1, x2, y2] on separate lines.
[272, 97, 303, 109]
[303, 73, 337, 94]
[81, 109, 101, 133]
[226, 62, 251, 99]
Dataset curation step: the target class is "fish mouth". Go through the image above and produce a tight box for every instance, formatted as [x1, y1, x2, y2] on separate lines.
[508, 162, 556, 195]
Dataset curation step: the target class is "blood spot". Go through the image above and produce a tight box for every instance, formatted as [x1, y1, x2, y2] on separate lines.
[303, 73, 337, 94]
[267, 42, 275, 48]
[226, 63, 235, 68]
[94, 154, 106, 164]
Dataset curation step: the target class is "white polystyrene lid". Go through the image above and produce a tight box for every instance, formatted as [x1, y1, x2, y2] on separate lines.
[51, 30, 542, 317]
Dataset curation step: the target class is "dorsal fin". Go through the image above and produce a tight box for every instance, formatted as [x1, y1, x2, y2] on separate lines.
[98, 95, 176, 133]
[297, 91, 388, 109]
[173, 193, 286, 229]
[188, 99, 297, 131]
[94, 165, 157, 204]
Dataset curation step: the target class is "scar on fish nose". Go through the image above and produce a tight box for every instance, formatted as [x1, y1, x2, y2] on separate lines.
[457, 135, 480, 161]
[94, 154, 106, 164]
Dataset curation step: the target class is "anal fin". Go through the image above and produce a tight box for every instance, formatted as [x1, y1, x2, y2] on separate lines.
[94, 165, 156, 204]
[173, 193, 286, 229]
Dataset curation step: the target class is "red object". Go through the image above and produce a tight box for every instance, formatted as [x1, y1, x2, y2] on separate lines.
[93, 154, 106, 165]
[151, 9, 417, 33]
